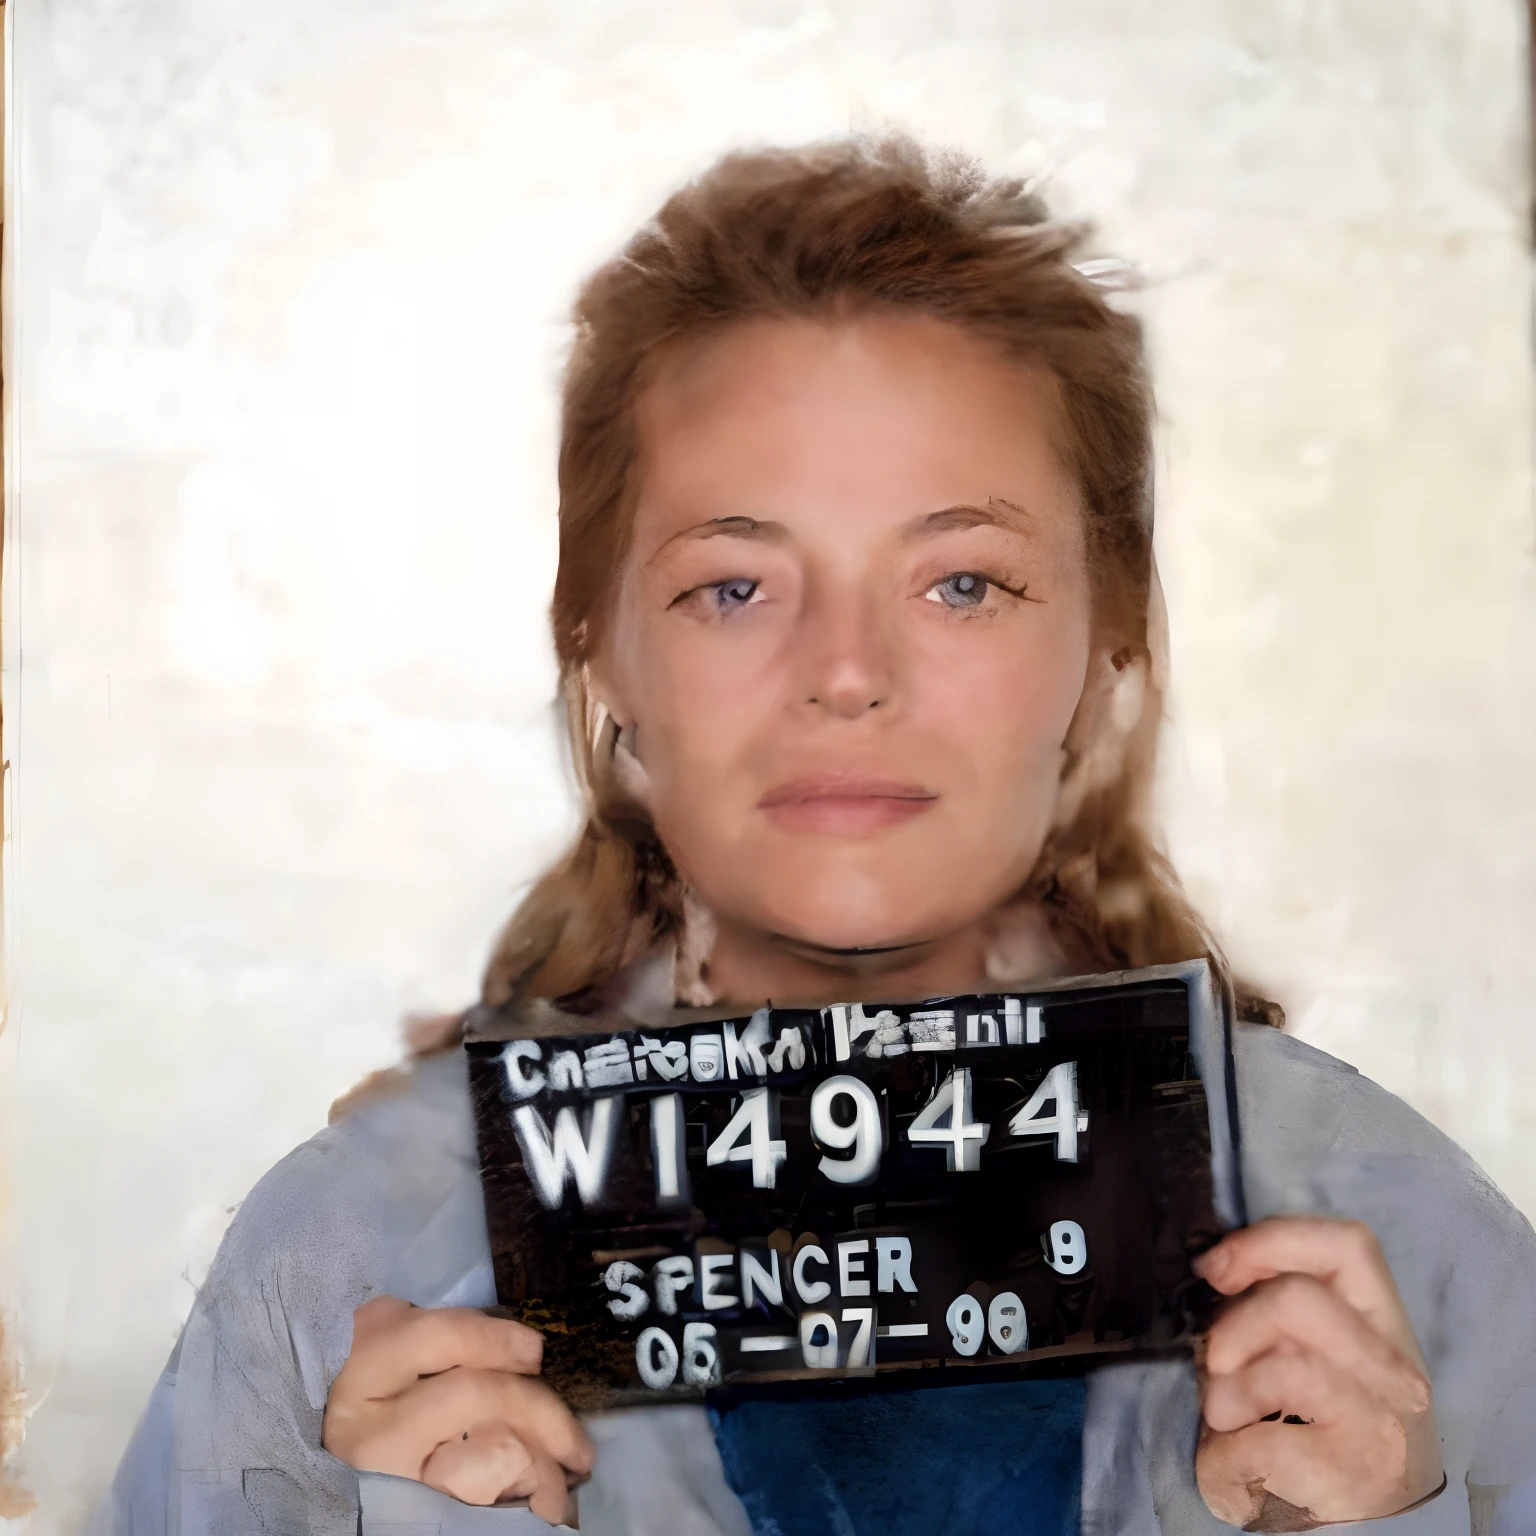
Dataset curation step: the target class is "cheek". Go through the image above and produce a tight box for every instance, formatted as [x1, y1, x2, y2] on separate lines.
[625, 623, 783, 793]
[918, 617, 1090, 792]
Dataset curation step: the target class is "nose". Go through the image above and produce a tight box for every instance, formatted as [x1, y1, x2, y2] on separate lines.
[807, 658, 885, 717]
[798, 582, 897, 720]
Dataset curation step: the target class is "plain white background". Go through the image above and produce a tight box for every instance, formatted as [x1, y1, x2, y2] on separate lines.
[2, 1, 1533, 1529]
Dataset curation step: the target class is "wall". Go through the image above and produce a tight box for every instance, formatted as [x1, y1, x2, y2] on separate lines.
[1, 1, 1530, 1528]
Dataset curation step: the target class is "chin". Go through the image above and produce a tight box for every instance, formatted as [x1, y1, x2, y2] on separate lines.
[674, 823, 1037, 961]
[752, 867, 968, 955]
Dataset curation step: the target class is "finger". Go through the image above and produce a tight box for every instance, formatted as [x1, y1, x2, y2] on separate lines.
[1202, 1345, 1376, 1433]
[341, 1303, 545, 1399]
[369, 1367, 593, 1479]
[1193, 1218, 1414, 1349]
[421, 1420, 535, 1507]
[1199, 1415, 1439, 1526]
[1204, 1271, 1425, 1407]
[1198, 1420, 1333, 1527]
[1195, 1423, 1275, 1530]
[503, 1441, 576, 1527]
[348, 1296, 415, 1348]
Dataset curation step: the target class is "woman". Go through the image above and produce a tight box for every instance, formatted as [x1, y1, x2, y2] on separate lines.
[97, 137, 1534, 1536]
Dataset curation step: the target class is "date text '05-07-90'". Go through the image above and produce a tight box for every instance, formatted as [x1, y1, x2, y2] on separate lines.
[466, 963, 1240, 1410]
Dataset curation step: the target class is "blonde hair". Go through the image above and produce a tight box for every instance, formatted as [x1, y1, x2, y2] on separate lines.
[482, 135, 1245, 1018]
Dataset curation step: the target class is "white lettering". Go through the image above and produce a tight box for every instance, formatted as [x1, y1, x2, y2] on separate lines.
[502, 1040, 545, 1099]
[837, 1239, 871, 1298]
[1008, 1061, 1086, 1162]
[841, 1307, 875, 1367]
[792, 1243, 832, 1305]
[706, 1087, 787, 1189]
[583, 1039, 635, 1088]
[763, 1025, 807, 1073]
[511, 1097, 619, 1208]
[602, 1261, 649, 1321]
[907, 1067, 989, 1172]
[649, 1092, 689, 1205]
[908, 1009, 956, 1052]
[964, 1012, 1000, 1046]
[698, 1253, 739, 1311]
[740, 1248, 783, 1309]
[876, 1236, 917, 1294]
[548, 1049, 583, 1091]
[636, 1327, 678, 1390]
[827, 1003, 902, 1060]
[988, 1291, 1028, 1354]
[652, 1255, 694, 1316]
[689, 1033, 723, 1081]
[946, 1293, 984, 1356]
[722, 1009, 772, 1079]
[681, 1321, 720, 1386]
[799, 1310, 838, 1369]
[637, 1036, 688, 1081]
[1004, 995, 1025, 1045]
[1044, 1219, 1088, 1275]
[810, 1074, 882, 1185]
[865, 1010, 908, 1058]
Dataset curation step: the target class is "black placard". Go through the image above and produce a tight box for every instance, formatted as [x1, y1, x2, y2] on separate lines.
[466, 960, 1241, 1410]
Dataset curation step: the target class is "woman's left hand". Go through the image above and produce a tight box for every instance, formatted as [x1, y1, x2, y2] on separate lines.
[1193, 1216, 1443, 1531]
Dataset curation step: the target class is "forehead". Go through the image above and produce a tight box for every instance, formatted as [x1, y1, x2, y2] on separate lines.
[630, 312, 1082, 544]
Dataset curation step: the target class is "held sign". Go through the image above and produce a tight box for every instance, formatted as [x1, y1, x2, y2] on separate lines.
[466, 959, 1242, 1409]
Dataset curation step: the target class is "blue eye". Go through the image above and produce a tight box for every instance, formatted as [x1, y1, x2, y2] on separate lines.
[711, 578, 760, 612]
[928, 572, 990, 608]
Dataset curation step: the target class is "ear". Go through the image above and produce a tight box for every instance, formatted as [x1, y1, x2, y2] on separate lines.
[613, 726, 652, 806]
[1049, 642, 1151, 833]
[583, 644, 633, 733]
[580, 659, 653, 810]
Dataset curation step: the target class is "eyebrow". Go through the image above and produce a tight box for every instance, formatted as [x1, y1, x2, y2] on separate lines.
[901, 498, 1036, 540]
[647, 515, 789, 564]
[648, 499, 1034, 563]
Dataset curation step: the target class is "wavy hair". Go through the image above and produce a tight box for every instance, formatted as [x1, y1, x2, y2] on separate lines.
[480, 135, 1258, 1022]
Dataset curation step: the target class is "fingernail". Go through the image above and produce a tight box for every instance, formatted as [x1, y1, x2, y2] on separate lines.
[1192, 1247, 1225, 1279]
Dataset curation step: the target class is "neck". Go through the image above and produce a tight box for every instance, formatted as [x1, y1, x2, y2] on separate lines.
[698, 903, 1062, 1009]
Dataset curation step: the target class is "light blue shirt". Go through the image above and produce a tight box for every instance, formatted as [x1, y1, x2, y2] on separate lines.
[91, 1024, 1536, 1536]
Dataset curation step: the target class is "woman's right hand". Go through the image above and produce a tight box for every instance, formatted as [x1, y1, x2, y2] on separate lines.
[322, 1296, 594, 1525]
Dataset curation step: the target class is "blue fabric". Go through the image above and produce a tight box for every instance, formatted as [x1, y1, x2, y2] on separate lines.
[708, 1378, 1085, 1536]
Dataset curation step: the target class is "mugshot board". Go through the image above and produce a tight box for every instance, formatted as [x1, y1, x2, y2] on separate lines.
[465, 959, 1243, 1411]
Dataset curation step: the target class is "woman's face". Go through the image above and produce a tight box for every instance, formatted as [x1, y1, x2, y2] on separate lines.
[596, 312, 1094, 960]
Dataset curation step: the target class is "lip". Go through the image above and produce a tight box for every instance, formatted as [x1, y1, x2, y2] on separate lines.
[757, 777, 939, 836]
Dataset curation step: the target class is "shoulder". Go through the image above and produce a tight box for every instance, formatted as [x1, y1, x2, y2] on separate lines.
[1231, 1021, 1518, 1209]
[192, 1048, 494, 1403]
[215, 1048, 481, 1273]
[1230, 1022, 1536, 1474]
